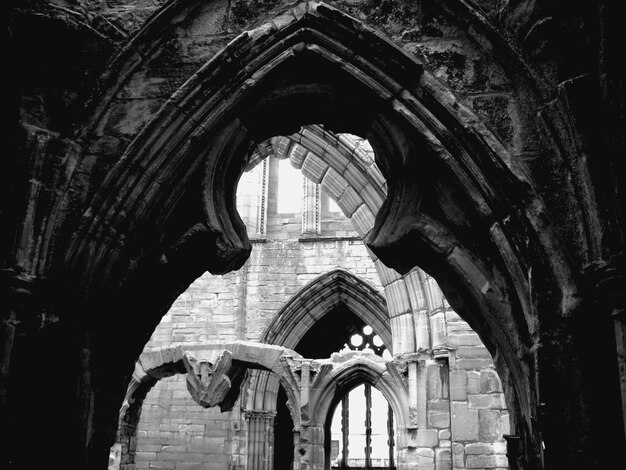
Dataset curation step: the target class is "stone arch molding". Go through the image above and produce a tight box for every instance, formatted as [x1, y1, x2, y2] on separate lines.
[244, 267, 391, 417]
[117, 343, 409, 470]
[67, 2, 569, 465]
[263, 267, 391, 350]
[261, 126, 454, 356]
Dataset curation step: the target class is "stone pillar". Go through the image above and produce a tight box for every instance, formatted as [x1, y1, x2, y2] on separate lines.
[414, 308, 430, 352]
[593, 255, 626, 446]
[340, 394, 349, 467]
[298, 424, 325, 470]
[385, 279, 416, 355]
[427, 359, 451, 470]
[430, 311, 447, 352]
[293, 430, 301, 470]
[301, 179, 320, 235]
[245, 410, 277, 470]
[614, 309, 626, 443]
[259, 158, 269, 236]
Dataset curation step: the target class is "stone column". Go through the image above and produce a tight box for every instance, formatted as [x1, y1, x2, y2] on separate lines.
[614, 309, 626, 443]
[302, 179, 320, 235]
[245, 410, 277, 470]
[593, 255, 626, 445]
[298, 424, 325, 470]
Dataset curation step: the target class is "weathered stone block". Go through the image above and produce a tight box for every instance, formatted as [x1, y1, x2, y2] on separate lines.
[416, 452, 436, 470]
[501, 412, 511, 435]
[448, 333, 484, 347]
[343, 161, 369, 191]
[301, 152, 328, 183]
[321, 167, 348, 199]
[385, 280, 412, 316]
[469, 394, 506, 410]
[456, 358, 495, 370]
[435, 448, 452, 470]
[417, 428, 439, 447]
[451, 402, 479, 441]
[465, 443, 494, 454]
[456, 346, 492, 359]
[450, 370, 467, 400]
[479, 410, 504, 442]
[428, 410, 450, 428]
[495, 454, 509, 466]
[452, 442, 465, 468]
[466, 454, 497, 468]
[375, 259, 402, 287]
[361, 182, 384, 210]
[337, 186, 363, 217]
[351, 204, 375, 236]
[480, 369, 503, 393]
[467, 371, 481, 394]
[427, 363, 444, 399]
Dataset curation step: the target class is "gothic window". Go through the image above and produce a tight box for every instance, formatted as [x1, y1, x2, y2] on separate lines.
[329, 325, 395, 469]
[341, 325, 392, 360]
[276, 157, 303, 214]
[330, 385, 395, 469]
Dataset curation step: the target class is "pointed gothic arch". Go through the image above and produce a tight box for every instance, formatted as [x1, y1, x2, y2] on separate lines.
[263, 268, 391, 350]
[243, 268, 392, 469]
[59, 3, 572, 466]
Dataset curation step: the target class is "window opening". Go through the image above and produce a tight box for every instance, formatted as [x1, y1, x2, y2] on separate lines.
[236, 159, 268, 235]
[330, 384, 395, 469]
[330, 325, 395, 469]
[340, 324, 389, 359]
[276, 157, 303, 214]
[321, 190, 342, 215]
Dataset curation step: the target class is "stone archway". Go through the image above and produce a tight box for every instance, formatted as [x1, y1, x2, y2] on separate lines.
[308, 353, 411, 470]
[6, 2, 624, 469]
[114, 343, 305, 470]
[61, 5, 554, 466]
[244, 268, 392, 470]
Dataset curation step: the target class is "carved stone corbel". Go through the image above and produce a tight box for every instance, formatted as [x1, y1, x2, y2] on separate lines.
[184, 349, 234, 409]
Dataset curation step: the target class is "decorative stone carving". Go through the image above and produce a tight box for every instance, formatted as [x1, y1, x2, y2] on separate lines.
[184, 349, 234, 409]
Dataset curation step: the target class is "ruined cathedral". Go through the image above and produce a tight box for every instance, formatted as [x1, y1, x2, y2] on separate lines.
[2, 1, 624, 470]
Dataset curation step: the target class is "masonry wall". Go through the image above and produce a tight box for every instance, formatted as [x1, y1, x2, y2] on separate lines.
[125, 158, 509, 470]
[446, 311, 509, 470]
[133, 375, 237, 470]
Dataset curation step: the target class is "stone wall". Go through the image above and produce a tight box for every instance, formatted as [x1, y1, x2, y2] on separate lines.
[446, 310, 509, 470]
[133, 375, 237, 470]
[122, 158, 509, 469]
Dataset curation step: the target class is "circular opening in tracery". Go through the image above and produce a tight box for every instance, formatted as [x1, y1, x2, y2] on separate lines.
[363, 325, 373, 335]
[350, 334, 364, 347]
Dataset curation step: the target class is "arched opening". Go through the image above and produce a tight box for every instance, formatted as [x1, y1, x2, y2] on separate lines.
[110, 112, 516, 469]
[63, 4, 560, 468]
[328, 384, 395, 470]
[6, 2, 625, 470]
[324, 324, 395, 470]
[245, 267, 392, 470]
